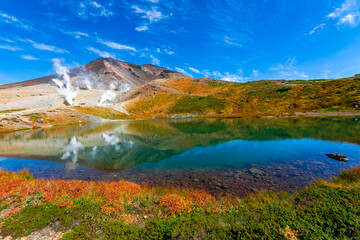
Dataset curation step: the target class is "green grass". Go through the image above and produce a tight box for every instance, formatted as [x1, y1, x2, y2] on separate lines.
[0, 109, 25, 114]
[169, 95, 228, 114]
[73, 106, 127, 120]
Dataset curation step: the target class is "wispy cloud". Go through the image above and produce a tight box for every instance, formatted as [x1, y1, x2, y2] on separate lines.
[61, 30, 89, 39]
[0, 11, 30, 29]
[132, 6, 165, 23]
[0, 45, 22, 51]
[224, 37, 243, 47]
[204, 0, 252, 48]
[21, 55, 38, 60]
[25, 39, 69, 53]
[0, 37, 14, 43]
[269, 57, 309, 79]
[309, 23, 326, 35]
[338, 13, 360, 25]
[175, 67, 193, 77]
[188, 67, 200, 74]
[150, 55, 160, 65]
[328, 0, 360, 26]
[97, 39, 137, 51]
[135, 25, 149, 31]
[156, 48, 174, 55]
[87, 46, 115, 58]
[328, 0, 356, 18]
[77, 1, 113, 19]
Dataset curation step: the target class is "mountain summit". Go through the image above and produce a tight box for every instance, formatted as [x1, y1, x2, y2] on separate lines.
[0, 57, 191, 90]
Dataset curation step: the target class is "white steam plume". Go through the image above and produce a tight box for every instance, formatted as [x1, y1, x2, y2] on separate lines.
[52, 59, 78, 106]
[99, 82, 132, 106]
[99, 83, 117, 105]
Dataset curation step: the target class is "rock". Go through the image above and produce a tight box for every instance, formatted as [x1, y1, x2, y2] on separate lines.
[36, 119, 45, 124]
[52, 221, 61, 228]
[326, 153, 349, 162]
[216, 183, 227, 189]
[249, 168, 264, 175]
[70, 114, 75, 117]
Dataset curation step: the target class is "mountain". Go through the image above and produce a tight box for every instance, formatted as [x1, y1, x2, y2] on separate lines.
[0, 57, 191, 90]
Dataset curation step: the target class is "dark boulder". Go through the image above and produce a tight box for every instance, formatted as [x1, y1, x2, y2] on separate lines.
[326, 153, 349, 162]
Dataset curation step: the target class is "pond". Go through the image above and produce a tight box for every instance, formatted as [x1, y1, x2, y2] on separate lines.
[0, 117, 359, 197]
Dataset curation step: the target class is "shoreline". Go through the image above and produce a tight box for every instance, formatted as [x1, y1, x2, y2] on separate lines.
[0, 167, 359, 239]
[1, 108, 360, 134]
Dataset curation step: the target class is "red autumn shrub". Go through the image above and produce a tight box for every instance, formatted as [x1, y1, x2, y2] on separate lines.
[160, 194, 192, 215]
[189, 190, 215, 206]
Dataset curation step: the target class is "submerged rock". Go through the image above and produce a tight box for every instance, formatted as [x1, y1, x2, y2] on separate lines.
[326, 153, 349, 162]
[249, 168, 264, 175]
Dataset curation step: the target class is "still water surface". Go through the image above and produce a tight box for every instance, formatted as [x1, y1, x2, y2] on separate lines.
[0, 117, 359, 196]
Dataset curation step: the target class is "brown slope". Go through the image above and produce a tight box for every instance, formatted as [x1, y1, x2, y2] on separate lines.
[0, 57, 191, 90]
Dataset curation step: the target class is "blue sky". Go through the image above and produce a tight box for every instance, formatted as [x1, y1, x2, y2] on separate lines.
[1, 0, 360, 84]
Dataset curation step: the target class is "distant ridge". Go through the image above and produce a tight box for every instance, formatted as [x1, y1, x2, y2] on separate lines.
[0, 57, 191, 90]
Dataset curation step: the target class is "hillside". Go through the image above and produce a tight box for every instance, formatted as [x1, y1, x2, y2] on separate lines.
[0, 57, 191, 90]
[120, 76, 360, 118]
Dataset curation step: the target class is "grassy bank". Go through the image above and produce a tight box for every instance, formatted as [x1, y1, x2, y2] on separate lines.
[126, 76, 360, 118]
[0, 167, 359, 239]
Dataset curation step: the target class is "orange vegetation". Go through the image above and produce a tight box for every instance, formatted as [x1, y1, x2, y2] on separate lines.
[0, 170, 227, 217]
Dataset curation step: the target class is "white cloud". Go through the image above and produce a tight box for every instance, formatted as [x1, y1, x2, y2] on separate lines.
[328, 0, 356, 18]
[0, 37, 14, 43]
[135, 25, 149, 31]
[224, 37, 243, 47]
[26, 39, 68, 53]
[252, 69, 259, 78]
[98, 39, 137, 51]
[338, 13, 360, 25]
[21, 55, 38, 60]
[77, 1, 113, 19]
[221, 73, 245, 82]
[164, 49, 174, 55]
[156, 48, 174, 55]
[62, 30, 89, 39]
[269, 57, 309, 79]
[0, 45, 22, 51]
[87, 46, 115, 58]
[147, 0, 159, 3]
[150, 55, 160, 65]
[175, 67, 193, 77]
[189, 67, 200, 74]
[91, 1, 101, 8]
[0, 11, 29, 29]
[132, 6, 165, 23]
[309, 23, 326, 35]
[328, 0, 360, 26]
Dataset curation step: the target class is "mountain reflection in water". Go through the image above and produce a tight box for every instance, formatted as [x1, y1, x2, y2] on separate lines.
[0, 117, 359, 196]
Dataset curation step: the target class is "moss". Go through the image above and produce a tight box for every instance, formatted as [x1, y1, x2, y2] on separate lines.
[73, 106, 127, 120]
[0, 109, 25, 114]
[169, 95, 228, 114]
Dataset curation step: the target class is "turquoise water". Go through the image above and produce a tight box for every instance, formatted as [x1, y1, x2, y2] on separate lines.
[0, 117, 359, 196]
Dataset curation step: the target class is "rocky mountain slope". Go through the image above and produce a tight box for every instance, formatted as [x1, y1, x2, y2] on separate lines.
[0, 57, 191, 90]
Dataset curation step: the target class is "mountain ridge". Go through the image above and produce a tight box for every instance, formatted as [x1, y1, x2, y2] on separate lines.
[0, 57, 191, 90]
